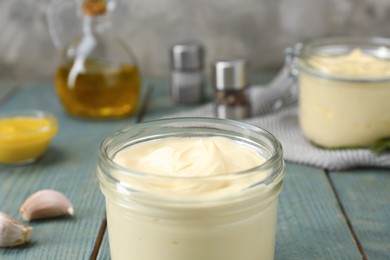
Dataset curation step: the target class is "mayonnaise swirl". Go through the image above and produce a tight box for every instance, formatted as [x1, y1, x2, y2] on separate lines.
[113, 137, 267, 196]
[115, 137, 265, 177]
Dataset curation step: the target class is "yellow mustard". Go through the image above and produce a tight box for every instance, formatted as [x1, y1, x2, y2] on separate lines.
[0, 117, 57, 164]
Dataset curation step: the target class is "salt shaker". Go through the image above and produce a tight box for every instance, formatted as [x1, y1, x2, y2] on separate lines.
[170, 43, 205, 104]
[213, 59, 251, 120]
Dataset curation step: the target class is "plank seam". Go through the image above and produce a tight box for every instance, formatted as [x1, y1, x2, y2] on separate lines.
[136, 84, 155, 123]
[0, 85, 19, 107]
[90, 218, 107, 260]
[326, 171, 367, 260]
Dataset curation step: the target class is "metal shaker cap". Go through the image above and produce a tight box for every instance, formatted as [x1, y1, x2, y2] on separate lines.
[213, 59, 249, 90]
[170, 43, 204, 70]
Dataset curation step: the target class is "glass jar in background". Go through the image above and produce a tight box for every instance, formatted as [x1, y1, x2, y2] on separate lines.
[47, 0, 141, 118]
[292, 37, 390, 148]
[97, 117, 285, 260]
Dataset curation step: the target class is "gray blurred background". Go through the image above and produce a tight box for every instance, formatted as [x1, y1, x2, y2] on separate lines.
[1, 0, 390, 82]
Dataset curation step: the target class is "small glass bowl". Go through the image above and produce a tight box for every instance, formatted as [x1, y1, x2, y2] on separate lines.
[0, 110, 58, 164]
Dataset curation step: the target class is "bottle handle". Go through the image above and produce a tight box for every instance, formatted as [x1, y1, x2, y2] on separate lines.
[46, 0, 78, 51]
[271, 43, 303, 111]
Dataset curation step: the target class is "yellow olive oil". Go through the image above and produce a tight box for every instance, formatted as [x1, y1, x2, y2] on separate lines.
[55, 64, 141, 118]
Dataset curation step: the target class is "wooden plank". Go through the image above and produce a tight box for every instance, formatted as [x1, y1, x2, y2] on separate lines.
[275, 163, 361, 259]
[98, 164, 362, 259]
[330, 169, 390, 259]
[0, 85, 139, 259]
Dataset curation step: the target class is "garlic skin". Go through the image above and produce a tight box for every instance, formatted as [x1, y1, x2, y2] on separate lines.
[20, 189, 74, 221]
[0, 212, 32, 247]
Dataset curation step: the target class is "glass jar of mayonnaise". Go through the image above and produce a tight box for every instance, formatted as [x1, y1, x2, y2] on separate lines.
[97, 117, 285, 260]
[293, 37, 390, 148]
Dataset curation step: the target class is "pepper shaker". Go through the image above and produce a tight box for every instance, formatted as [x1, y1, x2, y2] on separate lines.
[170, 43, 205, 104]
[213, 59, 251, 120]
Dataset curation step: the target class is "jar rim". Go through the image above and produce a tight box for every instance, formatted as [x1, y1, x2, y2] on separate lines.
[98, 117, 284, 183]
[298, 36, 390, 82]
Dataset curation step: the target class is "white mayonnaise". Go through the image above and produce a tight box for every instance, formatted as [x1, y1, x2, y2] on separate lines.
[299, 49, 390, 148]
[102, 136, 281, 260]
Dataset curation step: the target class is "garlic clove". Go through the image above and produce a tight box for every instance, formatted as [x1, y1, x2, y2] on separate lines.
[0, 211, 32, 247]
[20, 189, 74, 221]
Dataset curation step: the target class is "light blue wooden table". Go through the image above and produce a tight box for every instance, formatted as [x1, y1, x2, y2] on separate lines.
[0, 78, 389, 259]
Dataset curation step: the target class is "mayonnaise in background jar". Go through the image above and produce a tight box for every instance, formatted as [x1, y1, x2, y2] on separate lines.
[296, 37, 390, 148]
[97, 118, 285, 260]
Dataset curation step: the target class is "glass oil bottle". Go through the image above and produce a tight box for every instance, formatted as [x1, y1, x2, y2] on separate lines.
[50, 0, 141, 118]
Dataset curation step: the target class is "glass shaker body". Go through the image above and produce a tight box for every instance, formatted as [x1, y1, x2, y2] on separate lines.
[170, 69, 204, 104]
[170, 43, 205, 104]
[215, 88, 251, 120]
[213, 59, 251, 120]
